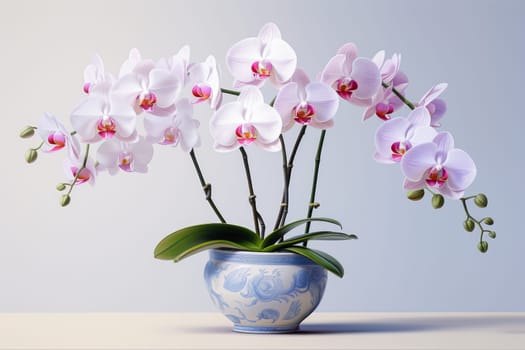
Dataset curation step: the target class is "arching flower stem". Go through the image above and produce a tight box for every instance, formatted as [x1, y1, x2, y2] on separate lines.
[274, 125, 308, 230]
[303, 129, 327, 246]
[239, 146, 265, 238]
[189, 149, 226, 223]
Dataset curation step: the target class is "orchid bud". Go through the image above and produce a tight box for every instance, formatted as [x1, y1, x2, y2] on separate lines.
[477, 241, 488, 253]
[407, 189, 425, 201]
[60, 194, 71, 207]
[474, 194, 488, 208]
[19, 126, 35, 138]
[483, 217, 494, 225]
[431, 194, 444, 209]
[25, 149, 38, 163]
[488, 231, 497, 239]
[56, 183, 66, 191]
[463, 218, 475, 232]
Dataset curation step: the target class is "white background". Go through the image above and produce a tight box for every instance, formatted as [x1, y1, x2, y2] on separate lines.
[1, 0, 523, 312]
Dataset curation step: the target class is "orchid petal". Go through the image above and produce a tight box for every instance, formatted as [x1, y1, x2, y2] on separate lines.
[320, 54, 346, 86]
[443, 149, 477, 191]
[149, 68, 181, 107]
[351, 57, 381, 99]
[209, 102, 245, 151]
[119, 48, 142, 78]
[419, 83, 448, 106]
[266, 39, 297, 83]
[226, 37, 262, 83]
[306, 82, 339, 123]
[274, 82, 300, 130]
[258, 22, 281, 47]
[407, 106, 431, 126]
[70, 97, 104, 142]
[401, 142, 438, 181]
[375, 117, 410, 155]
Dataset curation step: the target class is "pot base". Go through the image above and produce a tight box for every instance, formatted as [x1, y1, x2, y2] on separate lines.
[232, 324, 299, 334]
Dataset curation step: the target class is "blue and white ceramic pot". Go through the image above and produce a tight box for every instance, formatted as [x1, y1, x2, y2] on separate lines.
[204, 249, 328, 333]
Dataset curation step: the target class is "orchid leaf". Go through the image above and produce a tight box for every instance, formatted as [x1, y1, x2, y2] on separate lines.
[262, 217, 342, 248]
[263, 231, 357, 252]
[154, 223, 262, 262]
[284, 246, 345, 278]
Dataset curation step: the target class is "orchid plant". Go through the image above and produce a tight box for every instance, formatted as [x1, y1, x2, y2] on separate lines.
[20, 23, 496, 277]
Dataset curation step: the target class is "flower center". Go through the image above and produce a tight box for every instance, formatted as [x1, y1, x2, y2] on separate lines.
[160, 127, 180, 145]
[235, 124, 257, 145]
[335, 78, 358, 100]
[118, 152, 134, 172]
[71, 167, 91, 184]
[97, 118, 116, 139]
[192, 84, 212, 103]
[391, 140, 412, 162]
[47, 132, 66, 151]
[251, 60, 272, 80]
[426, 166, 448, 188]
[376, 102, 394, 121]
[292, 103, 315, 125]
[137, 91, 157, 111]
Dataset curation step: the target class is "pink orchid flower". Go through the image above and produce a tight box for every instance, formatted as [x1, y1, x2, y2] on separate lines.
[362, 71, 409, 121]
[96, 137, 154, 175]
[273, 68, 339, 131]
[82, 54, 114, 95]
[209, 86, 282, 152]
[226, 22, 297, 88]
[372, 51, 401, 84]
[144, 99, 200, 152]
[401, 132, 477, 199]
[37, 113, 80, 159]
[417, 83, 448, 127]
[112, 48, 182, 114]
[70, 91, 137, 144]
[320, 43, 381, 106]
[374, 106, 437, 164]
[187, 55, 221, 109]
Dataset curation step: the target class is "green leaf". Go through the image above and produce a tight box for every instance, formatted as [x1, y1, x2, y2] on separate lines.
[264, 231, 357, 252]
[262, 217, 342, 248]
[154, 223, 262, 262]
[284, 246, 345, 278]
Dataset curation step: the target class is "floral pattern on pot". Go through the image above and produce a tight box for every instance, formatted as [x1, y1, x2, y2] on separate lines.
[204, 249, 327, 333]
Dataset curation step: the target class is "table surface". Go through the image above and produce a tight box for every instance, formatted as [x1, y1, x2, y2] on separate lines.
[0, 312, 524, 350]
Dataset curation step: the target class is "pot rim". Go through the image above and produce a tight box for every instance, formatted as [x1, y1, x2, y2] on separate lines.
[208, 248, 320, 266]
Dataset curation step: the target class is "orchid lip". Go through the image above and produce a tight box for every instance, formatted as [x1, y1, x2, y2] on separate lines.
[160, 127, 180, 145]
[97, 118, 117, 139]
[235, 124, 257, 145]
[251, 60, 272, 80]
[119, 152, 134, 172]
[335, 78, 358, 100]
[71, 167, 91, 184]
[137, 91, 157, 111]
[376, 102, 394, 121]
[83, 82, 91, 94]
[426, 166, 449, 188]
[192, 84, 212, 103]
[391, 140, 412, 162]
[47, 132, 66, 151]
[292, 103, 315, 125]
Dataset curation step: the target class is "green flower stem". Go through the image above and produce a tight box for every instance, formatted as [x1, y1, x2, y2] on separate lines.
[274, 125, 308, 230]
[189, 149, 226, 223]
[460, 197, 487, 244]
[220, 88, 240, 96]
[382, 82, 415, 110]
[65, 144, 91, 197]
[33, 141, 44, 151]
[304, 129, 327, 246]
[239, 146, 265, 238]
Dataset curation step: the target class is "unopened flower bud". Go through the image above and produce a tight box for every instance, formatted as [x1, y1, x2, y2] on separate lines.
[25, 149, 38, 163]
[407, 189, 425, 201]
[477, 241, 488, 253]
[56, 183, 66, 191]
[19, 126, 35, 138]
[488, 231, 497, 239]
[483, 217, 494, 225]
[60, 194, 71, 207]
[463, 218, 475, 232]
[432, 194, 445, 209]
[474, 194, 488, 208]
